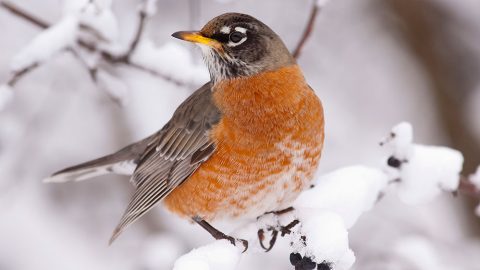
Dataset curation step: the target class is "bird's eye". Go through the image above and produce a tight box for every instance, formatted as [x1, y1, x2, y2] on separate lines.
[229, 31, 246, 43]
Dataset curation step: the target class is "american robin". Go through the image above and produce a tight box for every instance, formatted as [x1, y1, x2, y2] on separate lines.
[47, 12, 325, 247]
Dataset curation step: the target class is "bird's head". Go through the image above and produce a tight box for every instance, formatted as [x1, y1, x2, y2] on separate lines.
[172, 13, 295, 83]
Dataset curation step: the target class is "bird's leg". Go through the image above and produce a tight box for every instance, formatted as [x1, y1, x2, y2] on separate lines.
[192, 216, 248, 252]
[257, 207, 299, 252]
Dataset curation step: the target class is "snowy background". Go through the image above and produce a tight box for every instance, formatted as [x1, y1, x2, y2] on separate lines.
[1, 0, 480, 269]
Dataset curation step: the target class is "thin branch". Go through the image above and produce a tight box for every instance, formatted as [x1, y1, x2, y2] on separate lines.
[293, 0, 320, 59]
[6, 64, 39, 87]
[121, 10, 147, 62]
[79, 23, 110, 43]
[68, 48, 98, 83]
[7, 63, 40, 86]
[124, 62, 192, 87]
[1, 0, 189, 88]
[0, 1, 47, 86]
[0, 1, 48, 29]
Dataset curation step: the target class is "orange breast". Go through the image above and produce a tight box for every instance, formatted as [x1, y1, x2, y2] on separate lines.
[164, 65, 324, 221]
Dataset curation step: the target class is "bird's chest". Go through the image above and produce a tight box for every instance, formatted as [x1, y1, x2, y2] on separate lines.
[207, 130, 323, 220]
[163, 65, 324, 221]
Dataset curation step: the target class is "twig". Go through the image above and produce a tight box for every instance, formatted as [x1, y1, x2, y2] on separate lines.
[79, 23, 110, 43]
[0, 1, 48, 29]
[1, 0, 189, 88]
[120, 10, 147, 62]
[1, 1, 47, 86]
[293, 0, 320, 59]
[124, 62, 192, 87]
[7, 62, 39, 86]
[68, 48, 98, 83]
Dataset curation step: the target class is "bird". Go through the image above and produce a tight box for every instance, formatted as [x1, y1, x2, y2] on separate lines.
[46, 12, 325, 248]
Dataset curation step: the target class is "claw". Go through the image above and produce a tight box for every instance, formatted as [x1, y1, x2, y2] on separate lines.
[265, 230, 278, 252]
[239, 238, 249, 253]
[258, 228, 278, 252]
[258, 229, 267, 250]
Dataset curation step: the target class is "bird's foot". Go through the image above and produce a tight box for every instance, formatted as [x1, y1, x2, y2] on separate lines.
[257, 209, 300, 252]
[224, 235, 249, 252]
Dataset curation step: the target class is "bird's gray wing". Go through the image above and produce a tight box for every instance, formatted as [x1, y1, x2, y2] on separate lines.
[110, 82, 221, 243]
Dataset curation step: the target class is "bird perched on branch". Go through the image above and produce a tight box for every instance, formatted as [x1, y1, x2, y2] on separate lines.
[46, 12, 325, 248]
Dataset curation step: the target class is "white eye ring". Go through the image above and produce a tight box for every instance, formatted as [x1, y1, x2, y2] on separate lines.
[227, 30, 247, 47]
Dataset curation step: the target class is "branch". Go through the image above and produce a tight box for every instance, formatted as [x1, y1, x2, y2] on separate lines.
[121, 10, 147, 62]
[0, 1, 47, 86]
[123, 62, 191, 87]
[7, 62, 39, 86]
[1, 1, 189, 88]
[0, 1, 48, 29]
[293, 0, 320, 59]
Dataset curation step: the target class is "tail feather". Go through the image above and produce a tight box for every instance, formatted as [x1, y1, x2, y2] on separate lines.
[45, 134, 156, 183]
[44, 161, 136, 183]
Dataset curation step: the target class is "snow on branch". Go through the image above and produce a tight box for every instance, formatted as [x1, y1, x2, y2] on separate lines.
[172, 122, 479, 270]
[0, 0, 194, 106]
[11, 15, 79, 72]
[2, 0, 328, 107]
[0, 1, 49, 29]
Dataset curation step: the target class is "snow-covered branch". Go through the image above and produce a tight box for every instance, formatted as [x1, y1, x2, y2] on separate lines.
[0, 1, 49, 28]
[0, 0, 195, 107]
[1, 0, 331, 109]
[172, 122, 479, 270]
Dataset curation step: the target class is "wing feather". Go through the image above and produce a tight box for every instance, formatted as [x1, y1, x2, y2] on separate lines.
[110, 82, 221, 243]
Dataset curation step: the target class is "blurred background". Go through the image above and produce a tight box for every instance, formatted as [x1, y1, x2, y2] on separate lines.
[1, 0, 480, 269]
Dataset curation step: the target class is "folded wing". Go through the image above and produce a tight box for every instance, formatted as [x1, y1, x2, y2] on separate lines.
[110, 82, 221, 243]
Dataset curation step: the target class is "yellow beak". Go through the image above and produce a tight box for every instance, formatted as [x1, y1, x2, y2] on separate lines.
[171, 31, 222, 51]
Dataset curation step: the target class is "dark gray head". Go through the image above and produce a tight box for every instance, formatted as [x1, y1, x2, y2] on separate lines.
[172, 13, 295, 83]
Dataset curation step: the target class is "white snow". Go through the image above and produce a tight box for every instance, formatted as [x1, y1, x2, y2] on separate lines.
[141, 234, 184, 270]
[0, 84, 14, 111]
[380, 121, 414, 160]
[96, 70, 130, 105]
[80, 5, 118, 43]
[63, 0, 118, 43]
[294, 166, 389, 228]
[131, 40, 209, 85]
[291, 211, 355, 270]
[393, 236, 445, 270]
[142, 0, 159, 16]
[11, 16, 79, 71]
[396, 145, 463, 204]
[381, 122, 463, 204]
[173, 240, 242, 270]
